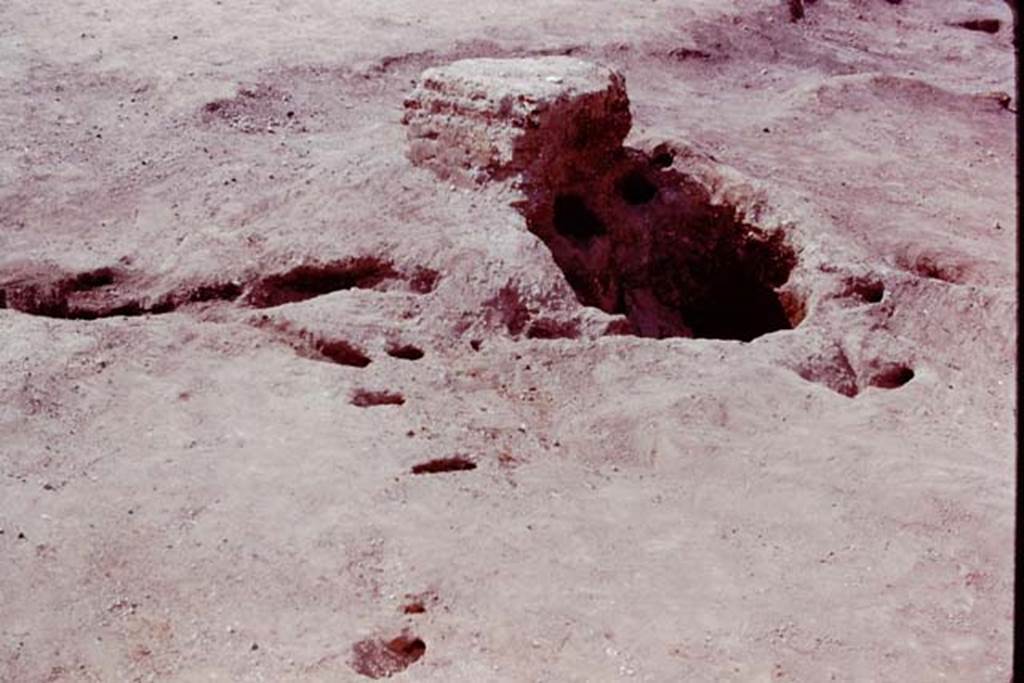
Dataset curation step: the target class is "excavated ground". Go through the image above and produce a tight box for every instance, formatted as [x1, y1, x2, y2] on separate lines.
[0, 1, 1016, 681]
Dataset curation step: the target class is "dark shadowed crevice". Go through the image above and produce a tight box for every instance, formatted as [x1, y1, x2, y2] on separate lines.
[410, 456, 477, 474]
[839, 276, 885, 305]
[244, 257, 400, 308]
[519, 150, 801, 342]
[70, 268, 117, 291]
[955, 18, 1001, 33]
[616, 171, 658, 205]
[316, 340, 372, 367]
[387, 344, 425, 360]
[552, 194, 607, 242]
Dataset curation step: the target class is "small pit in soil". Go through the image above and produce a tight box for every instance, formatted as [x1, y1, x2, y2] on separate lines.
[387, 344, 425, 361]
[411, 456, 477, 475]
[955, 18, 1001, 33]
[522, 150, 800, 341]
[841, 277, 885, 304]
[351, 389, 405, 407]
[316, 340, 372, 367]
[868, 364, 915, 389]
[71, 268, 117, 291]
[402, 602, 426, 614]
[350, 633, 426, 679]
[245, 257, 399, 308]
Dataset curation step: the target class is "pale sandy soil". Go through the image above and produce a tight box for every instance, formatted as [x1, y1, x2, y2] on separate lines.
[0, 1, 1017, 681]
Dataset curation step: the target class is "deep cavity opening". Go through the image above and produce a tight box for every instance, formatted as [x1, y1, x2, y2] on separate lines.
[410, 456, 477, 475]
[522, 153, 800, 342]
[617, 171, 658, 205]
[553, 194, 607, 242]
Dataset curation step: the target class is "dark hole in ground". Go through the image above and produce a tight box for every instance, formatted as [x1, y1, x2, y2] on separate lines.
[351, 389, 405, 407]
[387, 344, 425, 360]
[317, 340, 372, 367]
[868, 364, 915, 389]
[956, 18, 1001, 33]
[522, 152, 800, 341]
[245, 257, 399, 308]
[651, 152, 675, 168]
[552, 194, 607, 242]
[411, 456, 477, 474]
[617, 171, 658, 205]
[402, 602, 426, 614]
[350, 633, 426, 679]
[788, 0, 805, 22]
[71, 268, 118, 291]
[842, 277, 885, 304]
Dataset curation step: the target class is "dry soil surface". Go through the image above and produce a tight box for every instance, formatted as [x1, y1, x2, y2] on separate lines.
[0, 1, 1017, 681]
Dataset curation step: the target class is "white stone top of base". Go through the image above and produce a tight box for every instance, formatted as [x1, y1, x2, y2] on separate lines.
[416, 56, 622, 104]
[403, 56, 631, 186]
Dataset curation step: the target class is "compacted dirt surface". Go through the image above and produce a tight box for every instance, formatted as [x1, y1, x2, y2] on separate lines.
[0, 1, 1017, 681]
